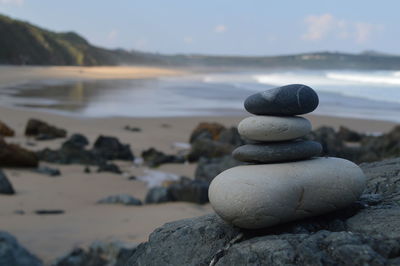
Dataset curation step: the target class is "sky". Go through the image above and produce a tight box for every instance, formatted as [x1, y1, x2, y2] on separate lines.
[1, 0, 400, 56]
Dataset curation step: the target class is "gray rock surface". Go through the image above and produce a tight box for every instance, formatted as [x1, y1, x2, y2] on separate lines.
[0, 231, 42, 266]
[0, 169, 15, 194]
[233, 140, 322, 163]
[128, 157, 400, 266]
[52, 240, 137, 266]
[244, 84, 319, 115]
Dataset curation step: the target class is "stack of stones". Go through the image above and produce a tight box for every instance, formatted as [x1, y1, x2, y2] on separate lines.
[209, 84, 366, 229]
[233, 84, 322, 164]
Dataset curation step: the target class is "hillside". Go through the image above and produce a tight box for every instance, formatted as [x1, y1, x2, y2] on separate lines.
[2, 13, 400, 69]
[0, 14, 163, 66]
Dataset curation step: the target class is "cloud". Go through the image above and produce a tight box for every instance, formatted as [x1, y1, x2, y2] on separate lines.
[302, 14, 336, 40]
[302, 13, 383, 43]
[183, 36, 193, 44]
[214, 24, 227, 33]
[0, 0, 24, 6]
[107, 30, 118, 42]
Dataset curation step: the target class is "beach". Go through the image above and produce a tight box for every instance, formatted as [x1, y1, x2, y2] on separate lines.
[0, 66, 398, 264]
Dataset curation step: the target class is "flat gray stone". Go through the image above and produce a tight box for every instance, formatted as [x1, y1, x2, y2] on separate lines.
[238, 116, 311, 142]
[244, 84, 319, 115]
[209, 157, 366, 229]
[232, 141, 322, 163]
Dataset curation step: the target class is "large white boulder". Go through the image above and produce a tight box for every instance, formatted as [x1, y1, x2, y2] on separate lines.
[209, 157, 366, 229]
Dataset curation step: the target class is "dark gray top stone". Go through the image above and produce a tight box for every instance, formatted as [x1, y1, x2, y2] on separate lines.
[232, 140, 322, 163]
[244, 84, 319, 115]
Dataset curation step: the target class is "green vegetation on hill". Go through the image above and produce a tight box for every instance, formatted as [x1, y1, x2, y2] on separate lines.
[2, 13, 400, 69]
[0, 14, 161, 66]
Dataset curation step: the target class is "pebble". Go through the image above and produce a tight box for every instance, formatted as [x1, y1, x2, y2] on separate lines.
[209, 157, 366, 229]
[238, 116, 311, 141]
[232, 140, 322, 163]
[244, 84, 319, 115]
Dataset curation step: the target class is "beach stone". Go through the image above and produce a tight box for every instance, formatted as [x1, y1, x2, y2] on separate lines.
[0, 231, 43, 266]
[232, 140, 322, 163]
[244, 84, 319, 115]
[0, 137, 38, 167]
[92, 135, 134, 161]
[34, 166, 61, 177]
[97, 194, 142, 206]
[238, 116, 311, 142]
[0, 170, 15, 195]
[209, 157, 366, 229]
[0, 121, 14, 137]
[189, 122, 226, 143]
[24, 118, 67, 140]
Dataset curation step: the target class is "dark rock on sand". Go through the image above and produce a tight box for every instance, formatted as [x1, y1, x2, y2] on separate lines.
[244, 84, 319, 115]
[124, 125, 141, 132]
[25, 118, 67, 140]
[0, 231, 43, 266]
[168, 177, 209, 204]
[97, 194, 142, 206]
[53, 241, 137, 266]
[97, 162, 122, 174]
[233, 140, 322, 163]
[141, 148, 185, 167]
[128, 157, 400, 266]
[38, 134, 134, 166]
[189, 122, 226, 143]
[34, 166, 61, 177]
[37, 146, 98, 165]
[145, 187, 171, 204]
[0, 170, 15, 195]
[218, 127, 244, 147]
[188, 123, 245, 162]
[35, 209, 64, 215]
[195, 155, 243, 183]
[84, 166, 91, 174]
[188, 139, 234, 162]
[337, 126, 364, 142]
[145, 178, 209, 204]
[0, 120, 14, 137]
[0, 137, 38, 167]
[306, 125, 400, 163]
[92, 135, 134, 161]
[62, 134, 89, 150]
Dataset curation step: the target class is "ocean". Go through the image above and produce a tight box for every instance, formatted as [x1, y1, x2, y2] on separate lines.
[1, 69, 400, 122]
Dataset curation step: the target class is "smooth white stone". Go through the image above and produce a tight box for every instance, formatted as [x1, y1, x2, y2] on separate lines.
[208, 157, 366, 229]
[238, 116, 311, 141]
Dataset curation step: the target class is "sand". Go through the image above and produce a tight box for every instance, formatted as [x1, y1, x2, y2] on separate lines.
[0, 65, 183, 88]
[0, 66, 398, 264]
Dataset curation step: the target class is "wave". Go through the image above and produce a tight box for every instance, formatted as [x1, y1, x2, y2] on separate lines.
[327, 72, 400, 85]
